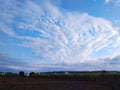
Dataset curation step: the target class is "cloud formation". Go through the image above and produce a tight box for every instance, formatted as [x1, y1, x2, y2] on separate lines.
[0, 0, 120, 71]
[104, 0, 120, 6]
[0, 53, 71, 72]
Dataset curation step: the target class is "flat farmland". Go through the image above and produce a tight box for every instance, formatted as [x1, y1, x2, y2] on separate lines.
[0, 75, 120, 90]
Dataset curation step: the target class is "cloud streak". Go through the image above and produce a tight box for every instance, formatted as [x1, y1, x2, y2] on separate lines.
[0, 53, 71, 72]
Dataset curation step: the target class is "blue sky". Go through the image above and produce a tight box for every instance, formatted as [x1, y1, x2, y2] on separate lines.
[0, 0, 120, 72]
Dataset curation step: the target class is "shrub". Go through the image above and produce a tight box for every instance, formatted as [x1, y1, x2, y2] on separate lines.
[19, 71, 24, 76]
[29, 72, 35, 76]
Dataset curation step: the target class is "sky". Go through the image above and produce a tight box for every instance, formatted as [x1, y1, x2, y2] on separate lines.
[0, 0, 120, 72]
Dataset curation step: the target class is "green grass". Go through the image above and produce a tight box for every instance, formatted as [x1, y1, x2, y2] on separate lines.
[29, 73, 120, 80]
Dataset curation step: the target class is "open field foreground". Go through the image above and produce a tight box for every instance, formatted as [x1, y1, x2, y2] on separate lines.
[0, 75, 120, 90]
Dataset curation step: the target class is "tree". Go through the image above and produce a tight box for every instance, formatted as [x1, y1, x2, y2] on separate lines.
[29, 72, 35, 76]
[101, 70, 107, 74]
[19, 71, 24, 76]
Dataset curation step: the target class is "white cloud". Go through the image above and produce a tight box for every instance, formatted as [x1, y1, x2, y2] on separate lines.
[113, 0, 120, 6]
[104, 0, 120, 6]
[0, 0, 120, 71]
[105, 0, 110, 3]
[0, 22, 16, 36]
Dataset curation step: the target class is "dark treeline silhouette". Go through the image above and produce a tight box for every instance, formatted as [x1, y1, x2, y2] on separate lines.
[1, 70, 119, 82]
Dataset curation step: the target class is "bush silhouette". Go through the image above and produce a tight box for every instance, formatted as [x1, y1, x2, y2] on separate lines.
[29, 72, 35, 76]
[101, 70, 107, 74]
[19, 71, 24, 76]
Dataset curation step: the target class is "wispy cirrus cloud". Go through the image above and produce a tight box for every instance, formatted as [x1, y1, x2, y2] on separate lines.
[104, 0, 120, 6]
[0, 0, 120, 71]
[113, 0, 120, 6]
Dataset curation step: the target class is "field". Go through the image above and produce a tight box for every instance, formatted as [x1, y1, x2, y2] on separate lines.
[0, 74, 120, 90]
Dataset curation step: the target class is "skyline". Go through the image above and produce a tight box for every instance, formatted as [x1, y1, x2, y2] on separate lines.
[0, 0, 120, 72]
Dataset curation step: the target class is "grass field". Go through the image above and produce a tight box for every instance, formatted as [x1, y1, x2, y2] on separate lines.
[0, 74, 120, 90]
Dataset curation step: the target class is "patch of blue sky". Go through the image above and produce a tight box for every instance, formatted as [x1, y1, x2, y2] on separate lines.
[0, 42, 33, 61]
[0, 32, 20, 46]
[89, 29, 96, 36]
[61, 0, 120, 23]
[61, 0, 104, 15]
[92, 46, 118, 58]
[12, 22, 50, 40]
[14, 28, 40, 38]
[0, 32, 10, 43]
[0, 33, 33, 61]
